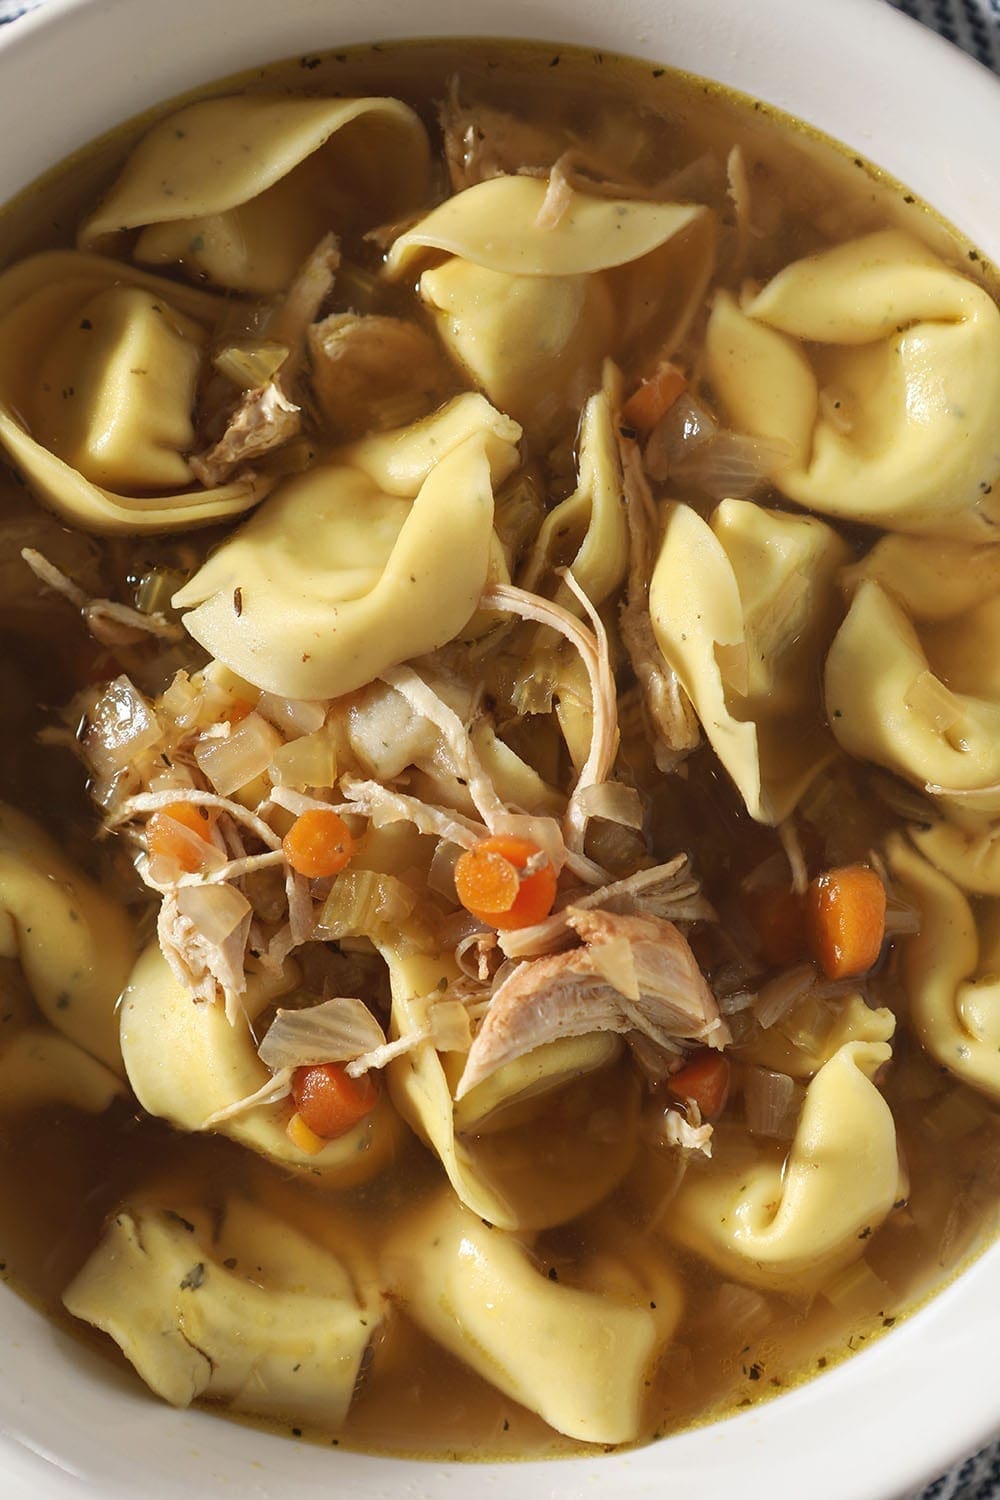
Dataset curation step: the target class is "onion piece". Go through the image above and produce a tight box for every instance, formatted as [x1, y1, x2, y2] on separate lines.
[744, 1066, 804, 1139]
[194, 713, 283, 797]
[269, 729, 337, 791]
[256, 692, 327, 739]
[314, 869, 418, 942]
[258, 995, 386, 1073]
[753, 963, 817, 1030]
[83, 676, 163, 780]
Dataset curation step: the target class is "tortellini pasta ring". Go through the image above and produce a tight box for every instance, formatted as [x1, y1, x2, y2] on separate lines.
[706, 230, 1000, 537]
[0, 251, 273, 533]
[885, 834, 1000, 1104]
[669, 1041, 904, 1292]
[79, 94, 431, 294]
[649, 497, 850, 824]
[173, 395, 522, 699]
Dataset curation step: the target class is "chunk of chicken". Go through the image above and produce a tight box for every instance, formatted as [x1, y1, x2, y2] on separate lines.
[456, 907, 725, 1098]
[307, 313, 454, 439]
[190, 383, 301, 486]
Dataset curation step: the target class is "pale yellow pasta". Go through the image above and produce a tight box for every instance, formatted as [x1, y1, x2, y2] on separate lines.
[650, 498, 849, 823]
[119, 944, 401, 1183]
[173, 395, 521, 698]
[385, 175, 713, 446]
[739, 993, 896, 1080]
[706, 231, 1000, 536]
[0, 802, 133, 1073]
[886, 835, 1000, 1104]
[670, 1042, 903, 1291]
[80, 95, 430, 293]
[384, 1191, 682, 1444]
[0, 252, 272, 532]
[64, 1199, 379, 1422]
[0, 1027, 124, 1115]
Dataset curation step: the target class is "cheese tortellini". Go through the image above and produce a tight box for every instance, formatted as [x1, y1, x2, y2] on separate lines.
[385, 1192, 682, 1445]
[119, 944, 401, 1182]
[650, 498, 850, 823]
[385, 175, 713, 447]
[670, 1041, 904, 1292]
[0, 252, 273, 533]
[80, 95, 430, 294]
[385, 942, 638, 1232]
[826, 537, 1000, 815]
[886, 836, 1000, 1103]
[173, 395, 521, 699]
[706, 231, 1000, 536]
[64, 1198, 380, 1423]
[0, 802, 133, 1073]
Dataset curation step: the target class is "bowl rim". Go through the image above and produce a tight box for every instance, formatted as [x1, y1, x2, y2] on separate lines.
[0, 1, 998, 1497]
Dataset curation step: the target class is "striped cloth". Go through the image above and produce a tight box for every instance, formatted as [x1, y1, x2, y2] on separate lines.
[0, 0, 998, 1495]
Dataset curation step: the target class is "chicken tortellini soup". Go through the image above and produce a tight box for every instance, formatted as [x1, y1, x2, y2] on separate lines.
[0, 38, 998, 1461]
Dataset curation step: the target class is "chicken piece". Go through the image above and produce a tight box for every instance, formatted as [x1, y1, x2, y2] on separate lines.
[192, 234, 340, 485]
[456, 907, 725, 1098]
[189, 383, 301, 486]
[439, 83, 573, 192]
[308, 313, 454, 439]
[157, 884, 253, 1019]
[618, 438, 700, 768]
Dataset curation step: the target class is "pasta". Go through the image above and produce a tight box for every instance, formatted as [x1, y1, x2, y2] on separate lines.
[0, 37, 996, 1464]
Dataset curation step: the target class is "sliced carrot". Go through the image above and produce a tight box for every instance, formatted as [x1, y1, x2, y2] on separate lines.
[744, 885, 807, 966]
[668, 1051, 731, 1121]
[286, 1110, 326, 1156]
[290, 1063, 378, 1140]
[282, 807, 356, 879]
[147, 801, 216, 873]
[805, 864, 887, 980]
[621, 363, 687, 437]
[454, 834, 558, 931]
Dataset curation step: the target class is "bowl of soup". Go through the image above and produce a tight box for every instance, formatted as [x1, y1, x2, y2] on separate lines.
[0, 0, 997, 1496]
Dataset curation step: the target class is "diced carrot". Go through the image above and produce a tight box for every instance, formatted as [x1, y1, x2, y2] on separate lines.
[744, 885, 807, 966]
[286, 1110, 326, 1155]
[282, 807, 356, 879]
[621, 363, 687, 437]
[147, 801, 216, 873]
[290, 1063, 378, 1140]
[668, 1051, 731, 1121]
[454, 834, 558, 931]
[805, 864, 887, 980]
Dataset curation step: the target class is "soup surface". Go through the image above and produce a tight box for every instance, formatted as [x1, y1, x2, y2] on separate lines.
[0, 38, 998, 1461]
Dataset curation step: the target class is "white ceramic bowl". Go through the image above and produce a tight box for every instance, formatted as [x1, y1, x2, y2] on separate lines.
[0, 1, 998, 1496]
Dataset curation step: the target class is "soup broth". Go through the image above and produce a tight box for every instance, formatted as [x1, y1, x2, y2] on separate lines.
[0, 38, 997, 1461]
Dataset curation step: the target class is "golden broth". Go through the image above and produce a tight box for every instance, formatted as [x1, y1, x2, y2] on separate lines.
[0, 36, 997, 1463]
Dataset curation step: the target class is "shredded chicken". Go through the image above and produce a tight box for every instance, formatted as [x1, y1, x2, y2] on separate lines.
[534, 153, 577, 230]
[157, 885, 253, 1022]
[190, 382, 302, 486]
[662, 1103, 714, 1157]
[308, 313, 454, 439]
[192, 234, 340, 485]
[456, 908, 726, 1098]
[481, 577, 618, 861]
[440, 81, 576, 191]
[21, 548, 182, 647]
[498, 855, 715, 959]
[617, 442, 700, 768]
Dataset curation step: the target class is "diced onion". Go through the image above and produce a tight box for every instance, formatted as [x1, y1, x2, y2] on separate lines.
[83, 676, 162, 779]
[428, 839, 462, 902]
[256, 692, 327, 738]
[258, 996, 386, 1073]
[575, 780, 645, 831]
[194, 713, 283, 797]
[269, 728, 337, 791]
[753, 963, 817, 1029]
[174, 883, 252, 949]
[822, 1258, 889, 1314]
[315, 869, 418, 941]
[428, 999, 473, 1054]
[744, 1066, 804, 1139]
[710, 1282, 771, 1339]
